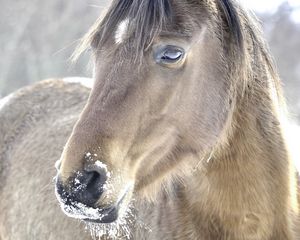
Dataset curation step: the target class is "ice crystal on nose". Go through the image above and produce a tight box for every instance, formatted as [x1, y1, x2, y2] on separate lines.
[85, 152, 111, 179]
[95, 160, 109, 174]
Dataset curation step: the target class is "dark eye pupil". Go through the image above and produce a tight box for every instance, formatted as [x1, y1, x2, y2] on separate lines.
[162, 49, 182, 61]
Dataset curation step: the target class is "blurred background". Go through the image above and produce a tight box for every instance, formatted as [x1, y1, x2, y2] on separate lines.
[0, 0, 299, 122]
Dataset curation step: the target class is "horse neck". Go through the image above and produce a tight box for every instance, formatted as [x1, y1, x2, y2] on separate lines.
[181, 75, 299, 236]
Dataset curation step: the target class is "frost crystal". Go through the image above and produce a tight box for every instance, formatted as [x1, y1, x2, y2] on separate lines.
[85, 202, 135, 240]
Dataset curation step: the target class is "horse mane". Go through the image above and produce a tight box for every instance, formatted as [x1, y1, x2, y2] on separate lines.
[73, 0, 244, 59]
[218, 0, 243, 50]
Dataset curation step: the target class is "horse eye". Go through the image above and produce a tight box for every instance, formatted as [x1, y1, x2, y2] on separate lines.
[154, 45, 185, 66]
[162, 49, 182, 61]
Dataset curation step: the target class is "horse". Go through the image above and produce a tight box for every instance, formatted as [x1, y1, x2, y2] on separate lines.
[1, 0, 300, 239]
[0, 79, 94, 239]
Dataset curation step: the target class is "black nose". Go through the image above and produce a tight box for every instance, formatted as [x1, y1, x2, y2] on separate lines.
[56, 165, 107, 207]
[73, 168, 107, 206]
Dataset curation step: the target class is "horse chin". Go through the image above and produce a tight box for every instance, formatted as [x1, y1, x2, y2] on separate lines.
[87, 187, 134, 224]
[83, 206, 119, 224]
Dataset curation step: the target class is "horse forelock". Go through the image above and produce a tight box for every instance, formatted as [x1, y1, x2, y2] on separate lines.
[74, 0, 246, 61]
[73, 0, 173, 61]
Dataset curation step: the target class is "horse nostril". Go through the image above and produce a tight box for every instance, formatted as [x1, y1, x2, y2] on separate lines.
[71, 168, 107, 207]
[85, 170, 105, 200]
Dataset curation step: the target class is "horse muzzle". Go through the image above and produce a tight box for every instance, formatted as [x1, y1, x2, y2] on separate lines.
[55, 162, 121, 223]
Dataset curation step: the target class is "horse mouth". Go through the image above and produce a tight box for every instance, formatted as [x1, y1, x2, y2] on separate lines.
[83, 205, 119, 224]
[56, 192, 126, 224]
[82, 189, 130, 224]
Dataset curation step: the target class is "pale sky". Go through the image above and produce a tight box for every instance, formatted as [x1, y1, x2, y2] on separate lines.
[239, 0, 300, 22]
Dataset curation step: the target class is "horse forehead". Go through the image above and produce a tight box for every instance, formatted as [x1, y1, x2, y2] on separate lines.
[115, 18, 130, 44]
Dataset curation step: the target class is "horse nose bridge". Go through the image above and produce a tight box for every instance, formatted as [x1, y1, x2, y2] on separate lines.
[57, 121, 110, 178]
[58, 130, 103, 180]
[75, 96, 128, 137]
[89, 66, 139, 123]
[58, 74, 139, 180]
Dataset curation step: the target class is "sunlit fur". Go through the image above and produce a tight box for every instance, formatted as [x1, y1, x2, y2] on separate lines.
[0, 80, 93, 239]
[1, 0, 300, 239]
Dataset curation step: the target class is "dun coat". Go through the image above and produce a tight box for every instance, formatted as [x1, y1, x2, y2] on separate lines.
[1, 0, 299, 239]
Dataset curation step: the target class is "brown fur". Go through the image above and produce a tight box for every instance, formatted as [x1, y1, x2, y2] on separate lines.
[0, 80, 92, 239]
[1, 0, 300, 239]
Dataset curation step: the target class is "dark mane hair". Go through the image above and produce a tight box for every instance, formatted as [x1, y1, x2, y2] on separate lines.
[99, 0, 172, 51]
[73, 0, 245, 60]
[218, 0, 243, 51]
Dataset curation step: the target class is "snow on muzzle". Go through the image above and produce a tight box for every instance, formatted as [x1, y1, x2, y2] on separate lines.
[55, 158, 133, 223]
